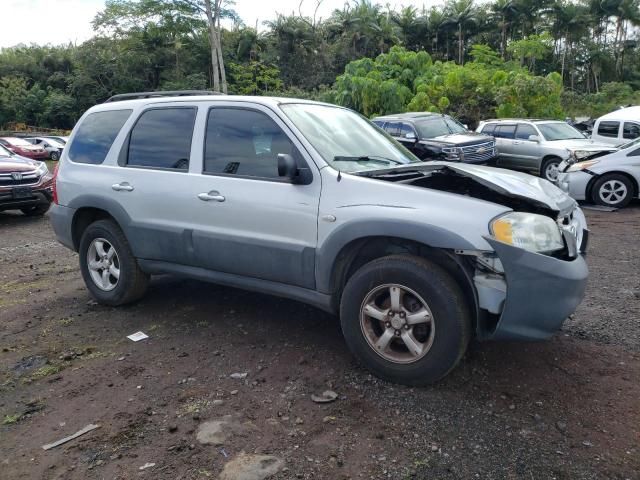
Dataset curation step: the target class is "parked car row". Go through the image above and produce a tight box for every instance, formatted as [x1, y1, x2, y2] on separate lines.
[0, 135, 68, 160]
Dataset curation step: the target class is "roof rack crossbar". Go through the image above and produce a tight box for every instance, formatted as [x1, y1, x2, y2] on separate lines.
[104, 90, 223, 103]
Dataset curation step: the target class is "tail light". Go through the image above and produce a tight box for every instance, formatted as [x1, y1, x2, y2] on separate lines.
[52, 162, 60, 205]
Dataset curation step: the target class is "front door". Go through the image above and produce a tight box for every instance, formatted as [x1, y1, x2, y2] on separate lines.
[187, 104, 321, 289]
[511, 123, 542, 171]
[493, 124, 518, 169]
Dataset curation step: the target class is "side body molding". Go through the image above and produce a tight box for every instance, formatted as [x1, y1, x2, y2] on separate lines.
[315, 218, 477, 294]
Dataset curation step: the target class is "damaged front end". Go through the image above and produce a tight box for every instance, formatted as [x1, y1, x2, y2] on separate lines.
[359, 162, 589, 340]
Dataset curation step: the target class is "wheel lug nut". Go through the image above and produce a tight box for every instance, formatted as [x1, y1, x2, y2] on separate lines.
[404, 325, 410, 330]
[394, 330, 400, 336]
[385, 322, 391, 328]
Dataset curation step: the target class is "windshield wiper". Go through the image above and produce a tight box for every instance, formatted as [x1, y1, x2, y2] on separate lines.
[333, 155, 404, 166]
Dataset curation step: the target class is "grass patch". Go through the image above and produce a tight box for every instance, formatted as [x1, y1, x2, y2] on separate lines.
[30, 364, 63, 380]
[3, 413, 22, 425]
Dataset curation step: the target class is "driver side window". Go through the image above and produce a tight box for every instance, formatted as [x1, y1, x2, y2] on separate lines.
[204, 108, 300, 179]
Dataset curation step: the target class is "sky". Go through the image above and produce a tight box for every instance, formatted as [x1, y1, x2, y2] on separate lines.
[1, 0, 441, 49]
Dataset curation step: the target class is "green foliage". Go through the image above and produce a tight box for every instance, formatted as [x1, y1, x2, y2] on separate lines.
[227, 62, 282, 95]
[333, 45, 564, 126]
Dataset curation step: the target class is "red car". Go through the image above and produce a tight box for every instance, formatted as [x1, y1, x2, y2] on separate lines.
[0, 144, 53, 216]
[0, 137, 49, 160]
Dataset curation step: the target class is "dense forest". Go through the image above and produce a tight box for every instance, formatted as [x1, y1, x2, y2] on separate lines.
[1, 0, 640, 129]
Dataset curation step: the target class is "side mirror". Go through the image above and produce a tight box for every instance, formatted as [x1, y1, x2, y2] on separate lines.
[277, 153, 299, 181]
[404, 132, 417, 141]
[528, 135, 541, 143]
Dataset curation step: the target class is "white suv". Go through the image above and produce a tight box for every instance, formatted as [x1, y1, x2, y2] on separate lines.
[49, 92, 589, 385]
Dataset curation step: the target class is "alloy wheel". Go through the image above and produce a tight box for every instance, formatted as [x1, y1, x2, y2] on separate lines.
[87, 238, 120, 291]
[598, 180, 628, 205]
[359, 284, 435, 364]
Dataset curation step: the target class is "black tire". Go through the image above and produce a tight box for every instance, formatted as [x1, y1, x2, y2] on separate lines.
[591, 173, 634, 208]
[79, 219, 149, 306]
[339, 255, 472, 386]
[540, 157, 561, 182]
[20, 203, 50, 216]
[50, 151, 60, 161]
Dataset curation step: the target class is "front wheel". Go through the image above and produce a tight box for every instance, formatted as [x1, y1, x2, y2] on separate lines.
[591, 173, 633, 208]
[50, 151, 60, 161]
[340, 255, 472, 386]
[79, 219, 149, 306]
[541, 157, 561, 182]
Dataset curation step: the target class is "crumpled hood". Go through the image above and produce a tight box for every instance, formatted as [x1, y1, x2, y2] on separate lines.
[439, 162, 576, 214]
[550, 139, 616, 152]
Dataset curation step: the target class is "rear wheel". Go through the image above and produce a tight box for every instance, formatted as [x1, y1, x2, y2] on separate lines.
[79, 219, 149, 306]
[50, 151, 60, 161]
[591, 173, 633, 208]
[340, 255, 472, 386]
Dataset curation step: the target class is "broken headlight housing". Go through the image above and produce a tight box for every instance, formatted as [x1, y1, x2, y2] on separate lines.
[567, 159, 600, 172]
[570, 150, 596, 162]
[490, 212, 564, 253]
[442, 146, 462, 161]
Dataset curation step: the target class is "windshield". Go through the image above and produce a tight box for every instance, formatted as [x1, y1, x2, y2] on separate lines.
[6, 137, 32, 146]
[280, 103, 419, 173]
[415, 116, 466, 138]
[537, 123, 586, 141]
[0, 144, 13, 156]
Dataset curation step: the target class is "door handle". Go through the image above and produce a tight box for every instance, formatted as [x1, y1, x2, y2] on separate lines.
[112, 182, 134, 192]
[198, 191, 225, 202]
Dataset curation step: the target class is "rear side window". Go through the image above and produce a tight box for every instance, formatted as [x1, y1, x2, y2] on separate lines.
[623, 122, 640, 140]
[127, 107, 196, 170]
[68, 110, 132, 164]
[597, 121, 620, 138]
[494, 125, 516, 139]
[515, 124, 538, 140]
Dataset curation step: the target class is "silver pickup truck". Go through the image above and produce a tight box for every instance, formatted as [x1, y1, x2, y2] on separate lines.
[49, 93, 589, 385]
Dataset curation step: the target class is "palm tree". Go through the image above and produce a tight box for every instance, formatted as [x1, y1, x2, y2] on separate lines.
[443, 0, 478, 65]
[491, 0, 519, 58]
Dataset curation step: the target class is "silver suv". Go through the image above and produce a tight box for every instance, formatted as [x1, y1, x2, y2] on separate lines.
[477, 119, 616, 182]
[50, 93, 589, 385]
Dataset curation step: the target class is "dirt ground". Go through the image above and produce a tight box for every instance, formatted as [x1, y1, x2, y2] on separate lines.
[1, 203, 639, 480]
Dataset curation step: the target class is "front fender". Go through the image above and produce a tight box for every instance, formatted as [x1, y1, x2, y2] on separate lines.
[315, 218, 477, 294]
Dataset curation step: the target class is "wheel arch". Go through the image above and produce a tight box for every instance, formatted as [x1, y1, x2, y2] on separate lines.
[318, 228, 479, 331]
[586, 170, 639, 202]
[69, 195, 132, 251]
[540, 154, 563, 174]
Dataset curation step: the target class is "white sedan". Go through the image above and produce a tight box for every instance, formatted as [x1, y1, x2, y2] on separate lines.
[557, 138, 640, 208]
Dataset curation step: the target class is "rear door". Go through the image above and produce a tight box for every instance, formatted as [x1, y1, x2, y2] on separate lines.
[492, 124, 517, 168]
[185, 103, 321, 289]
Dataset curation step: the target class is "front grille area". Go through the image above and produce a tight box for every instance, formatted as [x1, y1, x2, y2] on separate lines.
[0, 171, 40, 187]
[461, 141, 496, 163]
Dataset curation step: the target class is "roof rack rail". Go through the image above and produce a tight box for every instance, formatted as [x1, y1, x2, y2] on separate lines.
[104, 90, 223, 103]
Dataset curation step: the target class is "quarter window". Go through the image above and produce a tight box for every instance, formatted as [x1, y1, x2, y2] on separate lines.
[493, 125, 516, 139]
[204, 108, 299, 179]
[623, 122, 640, 140]
[515, 124, 538, 140]
[68, 110, 132, 164]
[597, 121, 620, 138]
[127, 108, 196, 170]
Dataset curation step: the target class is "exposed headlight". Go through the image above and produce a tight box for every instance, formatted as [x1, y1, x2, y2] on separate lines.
[490, 212, 564, 253]
[567, 159, 599, 172]
[37, 161, 49, 175]
[570, 150, 595, 161]
[442, 146, 461, 154]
